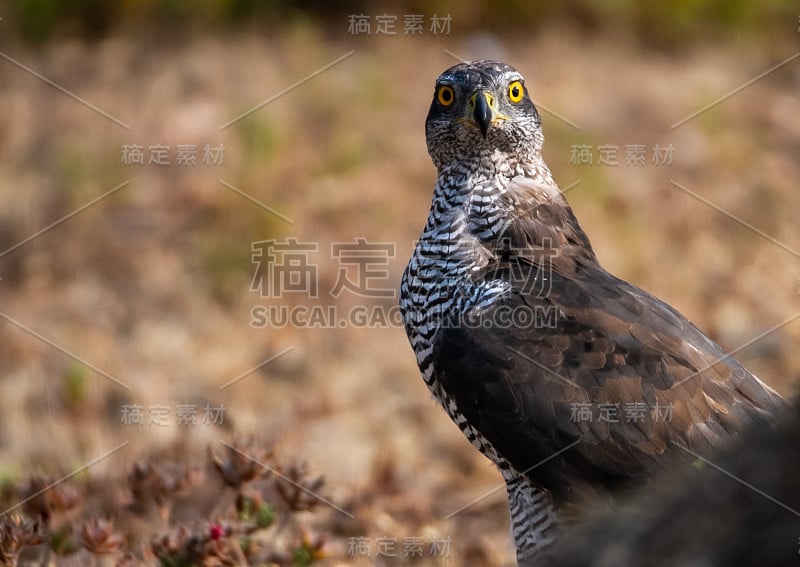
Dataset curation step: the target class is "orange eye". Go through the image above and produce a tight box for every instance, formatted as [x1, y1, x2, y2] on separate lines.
[508, 80, 524, 103]
[437, 85, 455, 107]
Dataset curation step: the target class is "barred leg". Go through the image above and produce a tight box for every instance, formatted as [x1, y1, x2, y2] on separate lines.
[504, 472, 560, 565]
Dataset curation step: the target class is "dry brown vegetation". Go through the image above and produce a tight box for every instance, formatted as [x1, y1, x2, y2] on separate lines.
[0, 8, 798, 566]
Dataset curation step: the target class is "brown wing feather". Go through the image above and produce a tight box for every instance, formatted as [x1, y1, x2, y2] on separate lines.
[433, 177, 787, 505]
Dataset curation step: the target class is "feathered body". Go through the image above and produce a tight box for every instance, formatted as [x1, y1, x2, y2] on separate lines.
[399, 60, 786, 563]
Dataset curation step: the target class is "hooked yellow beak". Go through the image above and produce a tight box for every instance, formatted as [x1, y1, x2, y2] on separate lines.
[466, 91, 508, 138]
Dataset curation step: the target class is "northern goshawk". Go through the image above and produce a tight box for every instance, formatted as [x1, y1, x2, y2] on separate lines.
[399, 60, 787, 564]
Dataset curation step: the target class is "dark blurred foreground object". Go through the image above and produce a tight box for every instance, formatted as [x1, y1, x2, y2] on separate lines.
[534, 401, 800, 567]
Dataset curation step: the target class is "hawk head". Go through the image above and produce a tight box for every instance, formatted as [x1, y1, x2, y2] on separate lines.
[426, 60, 544, 170]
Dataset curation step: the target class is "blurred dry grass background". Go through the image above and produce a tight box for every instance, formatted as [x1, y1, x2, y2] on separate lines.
[0, 2, 799, 565]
